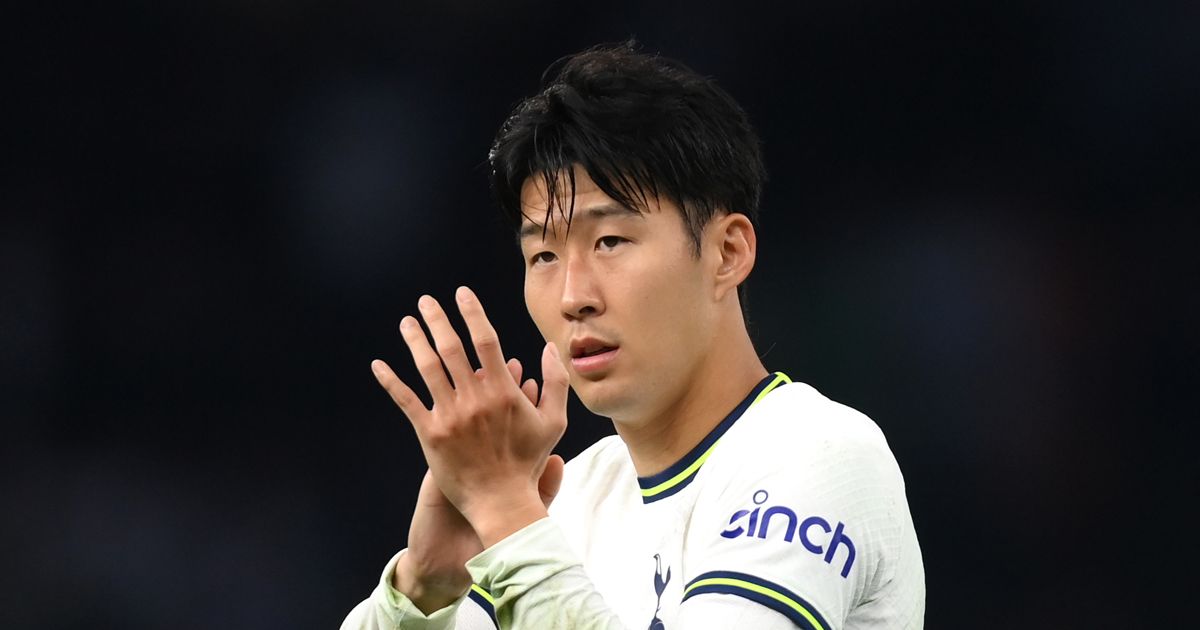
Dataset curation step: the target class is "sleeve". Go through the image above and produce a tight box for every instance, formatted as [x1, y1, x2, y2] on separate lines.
[340, 549, 499, 630]
[464, 518, 802, 629]
[677, 419, 907, 630]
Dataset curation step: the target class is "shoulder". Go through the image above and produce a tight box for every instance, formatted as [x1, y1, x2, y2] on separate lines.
[696, 380, 914, 558]
[686, 381, 923, 618]
[714, 381, 899, 479]
[755, 381, 887, 441]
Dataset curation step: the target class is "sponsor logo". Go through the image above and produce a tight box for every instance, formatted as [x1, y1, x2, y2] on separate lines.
[719, 490, 856, 578]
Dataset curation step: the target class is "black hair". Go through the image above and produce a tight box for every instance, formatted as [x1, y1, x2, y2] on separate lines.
[488, 41, 767, 312]
[489, 41, 767, 243]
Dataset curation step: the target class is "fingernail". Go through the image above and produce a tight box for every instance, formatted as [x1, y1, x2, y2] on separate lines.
[400, 316, 416, 330]
[456, 286, 473, 302]
[417, 295, 434, 310]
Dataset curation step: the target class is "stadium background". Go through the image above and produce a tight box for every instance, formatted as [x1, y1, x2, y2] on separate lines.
[4, 1, 1195, 628]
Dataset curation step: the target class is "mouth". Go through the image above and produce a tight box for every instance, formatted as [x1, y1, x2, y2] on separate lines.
[568, 337, 620, 375]
[571, 345, 617, 359]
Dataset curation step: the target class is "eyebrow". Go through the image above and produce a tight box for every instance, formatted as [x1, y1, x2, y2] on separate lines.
[518, 203, 643, 242]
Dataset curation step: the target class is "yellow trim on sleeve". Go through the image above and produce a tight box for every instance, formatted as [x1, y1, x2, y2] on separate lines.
[470, 584, 495, 604]
[684, 576, 825, 630]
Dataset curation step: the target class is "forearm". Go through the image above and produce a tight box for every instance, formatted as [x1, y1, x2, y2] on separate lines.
[341, 550, 467, 630]
[393, 550, 472, 615]
[466, 518, 629, 630]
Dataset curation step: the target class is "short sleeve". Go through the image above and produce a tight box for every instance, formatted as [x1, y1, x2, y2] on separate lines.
[679, 389, 913, 630]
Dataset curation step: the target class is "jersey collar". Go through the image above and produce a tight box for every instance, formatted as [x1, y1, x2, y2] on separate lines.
[636, 372, 791, 504]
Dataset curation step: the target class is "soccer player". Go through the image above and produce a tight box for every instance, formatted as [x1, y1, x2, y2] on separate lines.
[342, 43, 924, 629]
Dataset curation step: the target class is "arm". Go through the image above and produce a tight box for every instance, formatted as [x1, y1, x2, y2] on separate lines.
[673, 390, 926, 630]
[366, 287, 835, 628]
[458, 392, 921, 630]
[342, 323, 563, 629]
[368, 286, 569, 553]
[463, 518, 817, 629]
[340, 550, 474, 630]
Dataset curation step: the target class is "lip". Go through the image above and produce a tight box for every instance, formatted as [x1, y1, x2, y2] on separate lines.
[570, 346, 619, 375]
[569, 335, 615, 357]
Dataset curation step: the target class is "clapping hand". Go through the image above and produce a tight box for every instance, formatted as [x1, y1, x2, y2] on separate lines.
[372, 286, 570, 549]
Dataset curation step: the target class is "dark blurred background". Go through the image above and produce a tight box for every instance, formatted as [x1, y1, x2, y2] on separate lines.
[4, 1, 1197, 628]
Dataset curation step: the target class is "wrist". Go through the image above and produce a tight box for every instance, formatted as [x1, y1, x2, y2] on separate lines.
[393, 552, 470, 615]
[464, 491, 549, 549]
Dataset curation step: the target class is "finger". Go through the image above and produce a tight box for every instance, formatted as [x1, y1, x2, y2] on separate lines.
[538, 454, 565, 507]
[506, 357, 523, 385]
[398, 315, 455, 405]
[417, 295, 475, 391]
[520, 378, 538, 406]
[538, 342, 571, 416]
[454, 286, 509, 378]
[481, 358, 519, 384]
[371, 359, 431, 427]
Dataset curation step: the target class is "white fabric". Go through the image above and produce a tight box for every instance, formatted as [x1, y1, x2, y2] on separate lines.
[342, 379, 924, 629]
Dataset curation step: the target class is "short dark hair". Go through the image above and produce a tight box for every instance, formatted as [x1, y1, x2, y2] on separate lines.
[488, 41, 767, 313]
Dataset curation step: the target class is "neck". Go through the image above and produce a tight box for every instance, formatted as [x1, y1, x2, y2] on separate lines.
[613, 326, 769, 477]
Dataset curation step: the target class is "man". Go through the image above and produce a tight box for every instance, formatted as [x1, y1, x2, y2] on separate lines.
[343, 43, 924, 629]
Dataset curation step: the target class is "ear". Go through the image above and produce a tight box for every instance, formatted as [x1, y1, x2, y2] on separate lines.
[708, 212, 757, 302]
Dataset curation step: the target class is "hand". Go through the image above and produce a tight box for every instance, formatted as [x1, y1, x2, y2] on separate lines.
[390, 357, 565, 614]
[373, 285, 570, 548]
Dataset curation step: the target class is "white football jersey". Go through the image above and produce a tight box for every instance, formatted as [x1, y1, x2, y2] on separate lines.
[342, 373, 925, 630]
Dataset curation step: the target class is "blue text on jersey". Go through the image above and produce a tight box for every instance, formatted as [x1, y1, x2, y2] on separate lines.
[719, 490, 856, 578]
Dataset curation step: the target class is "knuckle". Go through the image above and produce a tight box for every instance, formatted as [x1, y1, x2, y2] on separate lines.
[474, 334, 500, 350]
[448, 395, 475, 417]
[416, 357, 442, 374]
[392, 389, 415, 408]
[438, 342, 464, 358]
[462, 400, 488, 422]
[424, 425, 451, 444]
[495, 388, 521, 409]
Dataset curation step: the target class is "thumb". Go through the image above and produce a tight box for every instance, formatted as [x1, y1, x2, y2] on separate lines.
[537, 454, 565, 507]
[538, 342, 571, 416]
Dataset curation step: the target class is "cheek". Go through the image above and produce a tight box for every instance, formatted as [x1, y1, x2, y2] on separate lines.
[625, 252, 708, 344]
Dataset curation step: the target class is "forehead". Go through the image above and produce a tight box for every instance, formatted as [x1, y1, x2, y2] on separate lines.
[519, 166, 609, 218]
[518, 166, 665, 241]
[518, 202, 643, 243]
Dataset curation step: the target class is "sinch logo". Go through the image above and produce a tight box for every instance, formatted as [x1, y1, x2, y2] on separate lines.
[719, 490, 857, 578]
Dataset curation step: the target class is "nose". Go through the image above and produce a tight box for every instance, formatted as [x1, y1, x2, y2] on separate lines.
[560, 253, 603, 320]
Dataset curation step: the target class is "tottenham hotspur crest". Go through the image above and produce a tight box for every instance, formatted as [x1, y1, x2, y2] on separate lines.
[647, 553, 671, 629]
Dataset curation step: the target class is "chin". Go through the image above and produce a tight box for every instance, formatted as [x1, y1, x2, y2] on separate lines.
[572, 376, 634, 418]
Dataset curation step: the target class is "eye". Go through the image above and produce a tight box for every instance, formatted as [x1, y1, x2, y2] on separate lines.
[597, 236, 627, 251]
[529, 251, 557, 266]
